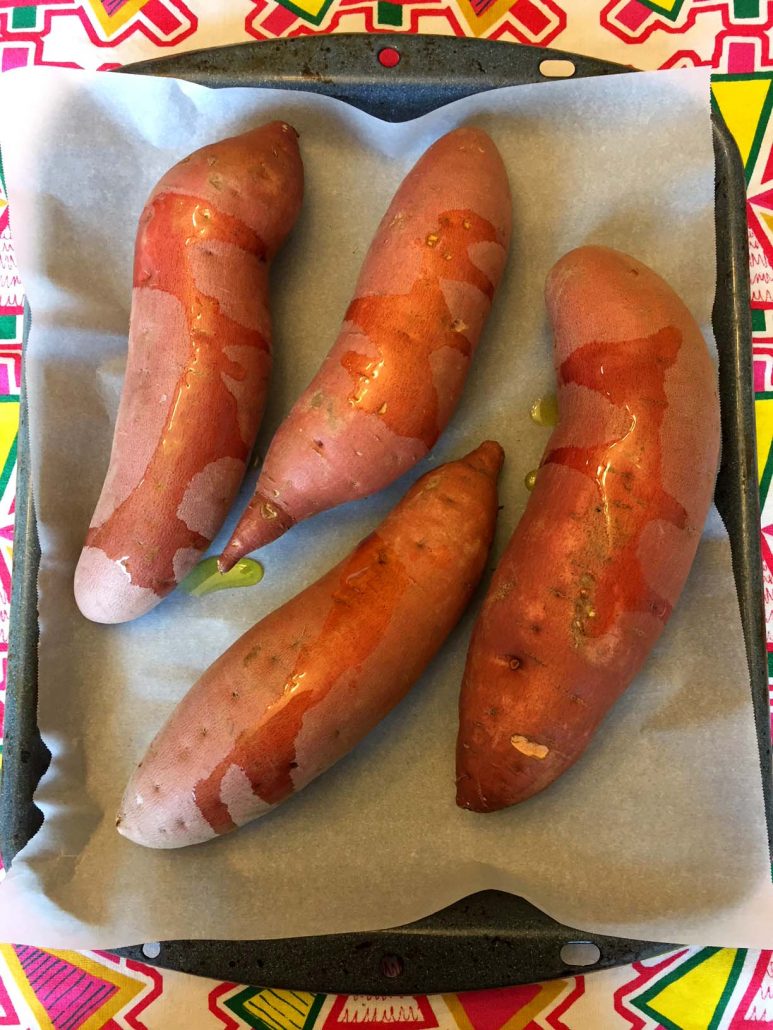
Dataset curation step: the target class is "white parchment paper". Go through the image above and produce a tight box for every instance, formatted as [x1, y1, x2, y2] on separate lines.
[1, 65, 772, 950]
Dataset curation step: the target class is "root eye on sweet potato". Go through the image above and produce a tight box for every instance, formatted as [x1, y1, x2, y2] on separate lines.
[117, 441, 503, 849]
[219, 126, 512, 570]
[456, 245, 721, 813]
[74, 122, 304, 624]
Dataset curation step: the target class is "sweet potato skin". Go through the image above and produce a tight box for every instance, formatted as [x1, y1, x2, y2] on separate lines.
[219, 127, 512, 569]
[117, 441, 503, 848]
[456, 246, 720, 812]
[74, 122, 303, 624]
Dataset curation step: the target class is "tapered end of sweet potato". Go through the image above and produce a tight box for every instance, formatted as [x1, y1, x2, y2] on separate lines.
[456, 775, 504, 812]
[455, 761, 556, 812]
[545, 245, 703, 369]
[117, 749, 224, 849]
[155, 119, 304, 262]
[462, 440, 504, 480]
[74, 546, 163, 623]
[219, 492, 296, 572]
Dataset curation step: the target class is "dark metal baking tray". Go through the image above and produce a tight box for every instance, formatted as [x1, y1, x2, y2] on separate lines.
[0, 34, 764, 993]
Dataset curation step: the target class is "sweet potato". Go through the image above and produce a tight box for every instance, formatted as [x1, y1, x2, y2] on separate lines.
[74, 122, 304, 623]
[117, 441, 503, 848]
[218, 127, 511, 571]
[456, 246, 720, 812]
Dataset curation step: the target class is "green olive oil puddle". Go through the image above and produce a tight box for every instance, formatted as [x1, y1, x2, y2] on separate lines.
[180, 556, 264, 597]
[525, 394, 556, 491]
[530, 393, 558, 427]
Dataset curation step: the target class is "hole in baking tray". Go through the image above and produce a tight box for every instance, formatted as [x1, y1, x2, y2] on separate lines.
[380, 953, 404, 977]
[560, 941, 601, 966]
[539, 59, 576, 78]
[142, 941, 162, 959]
[378, 46, 401, 69]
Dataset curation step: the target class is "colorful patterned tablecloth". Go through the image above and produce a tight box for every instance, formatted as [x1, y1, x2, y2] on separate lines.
[1, 2, 772, 1028]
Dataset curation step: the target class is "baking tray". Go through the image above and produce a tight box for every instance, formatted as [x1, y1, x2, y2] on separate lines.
[0, 34, 765, 993]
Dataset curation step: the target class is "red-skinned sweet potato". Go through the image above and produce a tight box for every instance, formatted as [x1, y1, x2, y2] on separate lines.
[456, 246, 720, 812]
[219, 127, 511, 571]
[74, 122, 304, 624]
[118, 440, 503, 848]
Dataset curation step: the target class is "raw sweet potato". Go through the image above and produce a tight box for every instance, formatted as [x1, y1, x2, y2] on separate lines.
[218, 127, 511, 571]
[456, 246, 720, 812]
[117, 441, 503, 848]
[74, 122, 304, 624]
